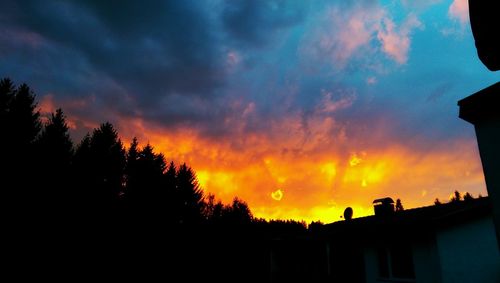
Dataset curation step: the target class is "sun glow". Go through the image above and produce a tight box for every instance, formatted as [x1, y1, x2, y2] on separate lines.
[74, 115, 486, 223]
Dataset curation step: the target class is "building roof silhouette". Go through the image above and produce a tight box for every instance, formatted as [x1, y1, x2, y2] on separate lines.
[322, 197, 491, 236]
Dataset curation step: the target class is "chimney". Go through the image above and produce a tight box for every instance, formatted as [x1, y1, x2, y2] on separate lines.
[458, 81, 500, 248]
[373, 197, 395, 217]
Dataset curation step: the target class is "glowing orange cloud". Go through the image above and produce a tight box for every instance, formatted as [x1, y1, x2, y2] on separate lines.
[101, 113, 485, 224]
[39, 94, 79, 129]
[59, 96, 487, 224]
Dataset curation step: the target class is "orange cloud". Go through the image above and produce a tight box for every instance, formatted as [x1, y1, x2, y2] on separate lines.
[39, 94, 57, 114]
[39, 94, 79, 129]
[106, 112, 486, 224]
[55, 81, 485, 225]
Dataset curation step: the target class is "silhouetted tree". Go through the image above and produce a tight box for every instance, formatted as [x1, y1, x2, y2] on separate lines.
[124, 137, 140, 197]
[176, 163, 204, 225]
[232, 197, 253, 222]
[10, 83, 41, 148]
[221, 197, 253, 224]
[138, 144, 167, 191]
[0, 78, 15, 132]
[87, 123, 126, 210]
[265, 219, 307, 232]
[395, 199, 404, 211]
[203, 193, 221, 220]
[434, 198, 442, 205]
[1, 79, 41, 210]
[163, 161, 178, 223]
[35, 108, 74, 212]
[463, 192, 474, 202]
[127, 143, 169, 220]
[0, 78, 16, 192]
[164, 161, 177, 190]
[72, 133, 92, 212]
[2, 78, 302, 282]
[308, 221, 324, 232]
[451, 190, 462, 203]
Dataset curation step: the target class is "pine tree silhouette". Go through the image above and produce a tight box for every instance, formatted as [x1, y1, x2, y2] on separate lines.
[463, 192, 474, 202]
[91, 123, 126, 209]
[124, 137, 140, 211]
[164, 161, 178, 224]
[224, 197, 253, 224]
[176, 163, 204, 225]
[11, 83, 41, 148]
[451, 190, 462, 203]
[204, 193, 224, 222]
[0, 78, 16, 198]
[0, 78, 288, 282]
[35, 108, 74, 214]
[395, 199, 404, 211]
[1, 79, 42, 213]
[0, 78, 15, 131]
[126, 142, 168, 221]
[72, 133, 92, 213]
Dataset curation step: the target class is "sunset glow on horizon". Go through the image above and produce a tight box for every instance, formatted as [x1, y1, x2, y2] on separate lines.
[82, 113, 486, 223]
[2, 0, 498, 223]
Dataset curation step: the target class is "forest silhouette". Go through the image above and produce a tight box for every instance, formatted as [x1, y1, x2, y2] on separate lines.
[1, 78, 308, 281]
[2, 78, 485, 282]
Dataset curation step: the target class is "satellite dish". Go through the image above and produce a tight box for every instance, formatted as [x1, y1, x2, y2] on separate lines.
[343, 207, 353, 221]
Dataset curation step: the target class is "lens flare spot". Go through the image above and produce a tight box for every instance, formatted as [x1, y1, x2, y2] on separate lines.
[349, 154, 362, 167]
[361, 179, 368, 187]
[271, 189, 284, 201]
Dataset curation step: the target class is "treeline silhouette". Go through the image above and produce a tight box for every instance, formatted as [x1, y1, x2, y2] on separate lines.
[1, 78, 307, 281]
[434, 190, 480, 205]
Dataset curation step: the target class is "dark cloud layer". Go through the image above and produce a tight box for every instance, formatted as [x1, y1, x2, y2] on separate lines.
[222, 0, 306, 47]
[0, 0, 496, 145]
[1, 0, 226, 122]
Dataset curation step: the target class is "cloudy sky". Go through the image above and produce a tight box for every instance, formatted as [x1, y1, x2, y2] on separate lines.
[1, 0, 498, 222]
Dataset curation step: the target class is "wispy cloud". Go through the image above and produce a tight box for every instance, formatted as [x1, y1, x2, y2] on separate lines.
[448, 0, 469, 25]
[377, 14, 422, 64]
[301, 2, 422, 69]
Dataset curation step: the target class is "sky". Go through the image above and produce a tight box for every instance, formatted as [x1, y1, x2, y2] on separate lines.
[1, 0, 498, 223]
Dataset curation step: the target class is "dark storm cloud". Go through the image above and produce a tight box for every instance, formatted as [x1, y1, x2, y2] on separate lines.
[0, 0, 317, 137]
[222, 0, 306, 47]
[1, 0, 494, 147]
[0, 0, 317, 136]
[1, 0, 227, 122]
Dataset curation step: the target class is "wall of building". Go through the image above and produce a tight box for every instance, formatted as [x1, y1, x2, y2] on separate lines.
[474, 120, 500, 245]
[363, 234, 441, 283]
[363, 246, 379, 283]
[436, 216, 500, 283]
[411, 234, 442, 283]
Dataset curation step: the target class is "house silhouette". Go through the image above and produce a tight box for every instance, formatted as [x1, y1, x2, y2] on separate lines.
[270, 197, 499, 283]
